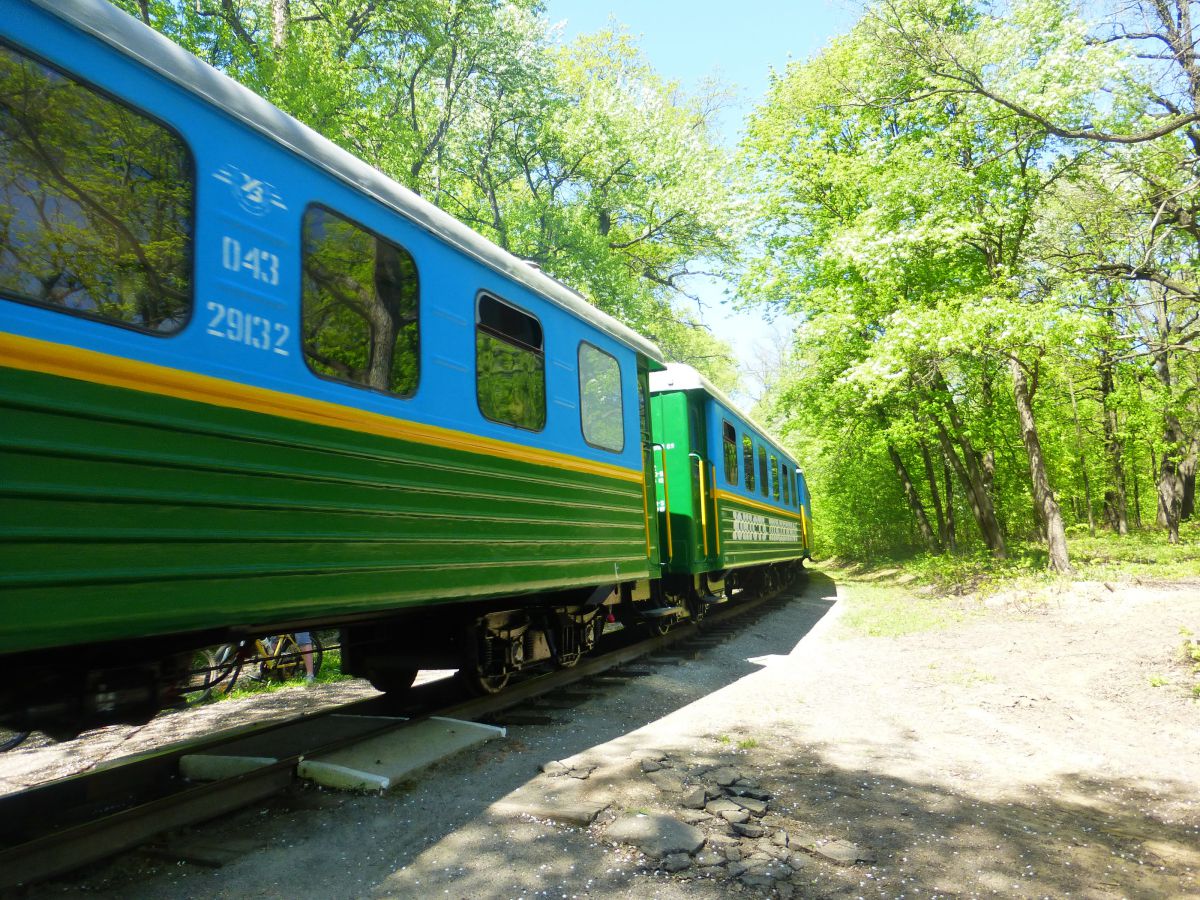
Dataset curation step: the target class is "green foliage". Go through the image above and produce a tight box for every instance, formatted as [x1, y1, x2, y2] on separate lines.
[741, 0, 1200, 564]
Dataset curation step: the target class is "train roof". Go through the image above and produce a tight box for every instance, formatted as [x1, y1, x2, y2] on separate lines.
[649, 363, 799, 465]
[32, 0, 667, 367]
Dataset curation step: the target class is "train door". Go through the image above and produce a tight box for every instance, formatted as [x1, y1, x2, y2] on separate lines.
[686, 395, 719, 569]
[638, 365, 661, 569]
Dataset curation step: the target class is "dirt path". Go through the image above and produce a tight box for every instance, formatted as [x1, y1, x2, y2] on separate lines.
[8, 571, 1200, 898]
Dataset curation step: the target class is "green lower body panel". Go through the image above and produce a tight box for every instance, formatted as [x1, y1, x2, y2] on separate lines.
[0, 366, 651, 654]
[717, 497, 808, 569]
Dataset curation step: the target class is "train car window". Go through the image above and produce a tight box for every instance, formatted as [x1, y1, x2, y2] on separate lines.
[0, 44, 193, 333]
[476, 293, 545, 430]
[742, 434, 756, 492]
[302, 206, 419, 396]
[758, 445, 769, 497]
[722, 421, 738, 484]
[770, 454, 780, 500]
[579, 342, 623, 452]
[782, 464, 791, 505]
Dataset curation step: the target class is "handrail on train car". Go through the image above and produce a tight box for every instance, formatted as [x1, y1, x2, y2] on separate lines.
[653, 443, 673, 562]
[689, 452, 709, 558]
[711, 462, 721, 556]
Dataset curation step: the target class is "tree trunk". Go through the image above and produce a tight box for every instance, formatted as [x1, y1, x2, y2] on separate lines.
[1159, 416, 1185, 543]
[936, 422, 1006, 557]
[1067, 374, 1095, 536]
[272, 0, 290, 50]
[943, 457, 956, 551]
[1098, 350, 1128, 534]
[1181, 435, 1198, 520]
[1009, 357, 1071, 573]
[1153, 346, 1183, 543]
[887, 442, 941, 552]
[931, 368, 1005, 555]
[919, 440, 947, 545]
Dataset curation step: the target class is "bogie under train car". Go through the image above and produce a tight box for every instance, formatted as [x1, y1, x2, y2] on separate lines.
[0, 0, 811, 736]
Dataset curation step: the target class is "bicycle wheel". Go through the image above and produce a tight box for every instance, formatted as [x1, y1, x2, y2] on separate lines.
[194, 644, 242, 700]
[267, 633, 323, 682]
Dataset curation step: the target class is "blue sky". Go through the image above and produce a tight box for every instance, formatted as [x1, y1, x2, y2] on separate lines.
[546, 0, 857, 403]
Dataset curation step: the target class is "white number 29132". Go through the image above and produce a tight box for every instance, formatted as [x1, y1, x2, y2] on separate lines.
[205, 301, 290, 355]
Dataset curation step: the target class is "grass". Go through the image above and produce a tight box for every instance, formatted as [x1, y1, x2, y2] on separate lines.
[213, 647, 351, 702]
[826, 524, 1200, 640]
[838, 581, 971, 637]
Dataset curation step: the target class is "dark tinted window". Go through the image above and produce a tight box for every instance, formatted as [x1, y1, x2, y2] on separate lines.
[579, 342, 623, 452]
[782, 464, 791, 505]
[477, 293, 545, 430]
[0, 44, 192, 332]
[758, 445, 769, 497]
[742, 434, 756, 492]
[770, 454, 780, 500]
[302, 206, 419, 395]
[723, 421, 738, 484]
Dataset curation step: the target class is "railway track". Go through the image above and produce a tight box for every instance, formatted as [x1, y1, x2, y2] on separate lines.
[0, 576, 804, 890]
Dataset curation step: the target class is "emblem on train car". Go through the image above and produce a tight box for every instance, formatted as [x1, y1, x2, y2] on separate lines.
[213, 165, 288, 216]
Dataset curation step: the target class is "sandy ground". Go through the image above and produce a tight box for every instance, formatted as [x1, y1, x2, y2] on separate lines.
[7, 570, 1200, 899]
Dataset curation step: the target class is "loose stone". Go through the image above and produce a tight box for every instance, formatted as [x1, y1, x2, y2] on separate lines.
[726, 861, 749, 877]
[732, 823, 765, 838]
[710, 767, 740, 786]
[539, 760, 569, 776]
[814, 839, 874, 865]
[740, 872, 776, 889]
[776, 882, 796, 899]
[647, 770, 684, 793]
[693, 851, 725, 867]
[606, 813, 705, 857]
[705, 798, 741, 816]
[661, 852, 692, 873]
[640, 758, 663, 773]
[694, 866, 725, 879]
[732, 797, 768, 815]
[705, 832, 739, 847]
[680, 786, 707, 809]
[676, 810, 712, 825]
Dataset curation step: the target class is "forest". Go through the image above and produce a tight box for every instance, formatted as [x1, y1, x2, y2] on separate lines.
[111, 0, 1200, 571]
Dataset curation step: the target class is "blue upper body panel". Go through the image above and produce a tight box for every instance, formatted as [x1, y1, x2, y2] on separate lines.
[0, 1, 645, 472]
[703, 395, 809, 517]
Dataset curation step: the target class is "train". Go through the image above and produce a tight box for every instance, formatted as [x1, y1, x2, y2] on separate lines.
[0, 0, 812, 737]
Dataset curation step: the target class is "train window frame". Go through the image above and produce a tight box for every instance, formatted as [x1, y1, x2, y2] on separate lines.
[475, 291, 546, 432]
[758, 445, 769, 497]
[300, 203, 421, 399]
[722, 421, 738, 484]
[742, 433, 756, 493]
[578, 341, 624, 453]
[782, 463, 791, 505]
[0, 39, 196, 337]
[770, 454, 780, 500]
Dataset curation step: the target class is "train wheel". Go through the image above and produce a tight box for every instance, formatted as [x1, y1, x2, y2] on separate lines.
[456, 668, 510, 696]
[367, 667, 418, 694]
